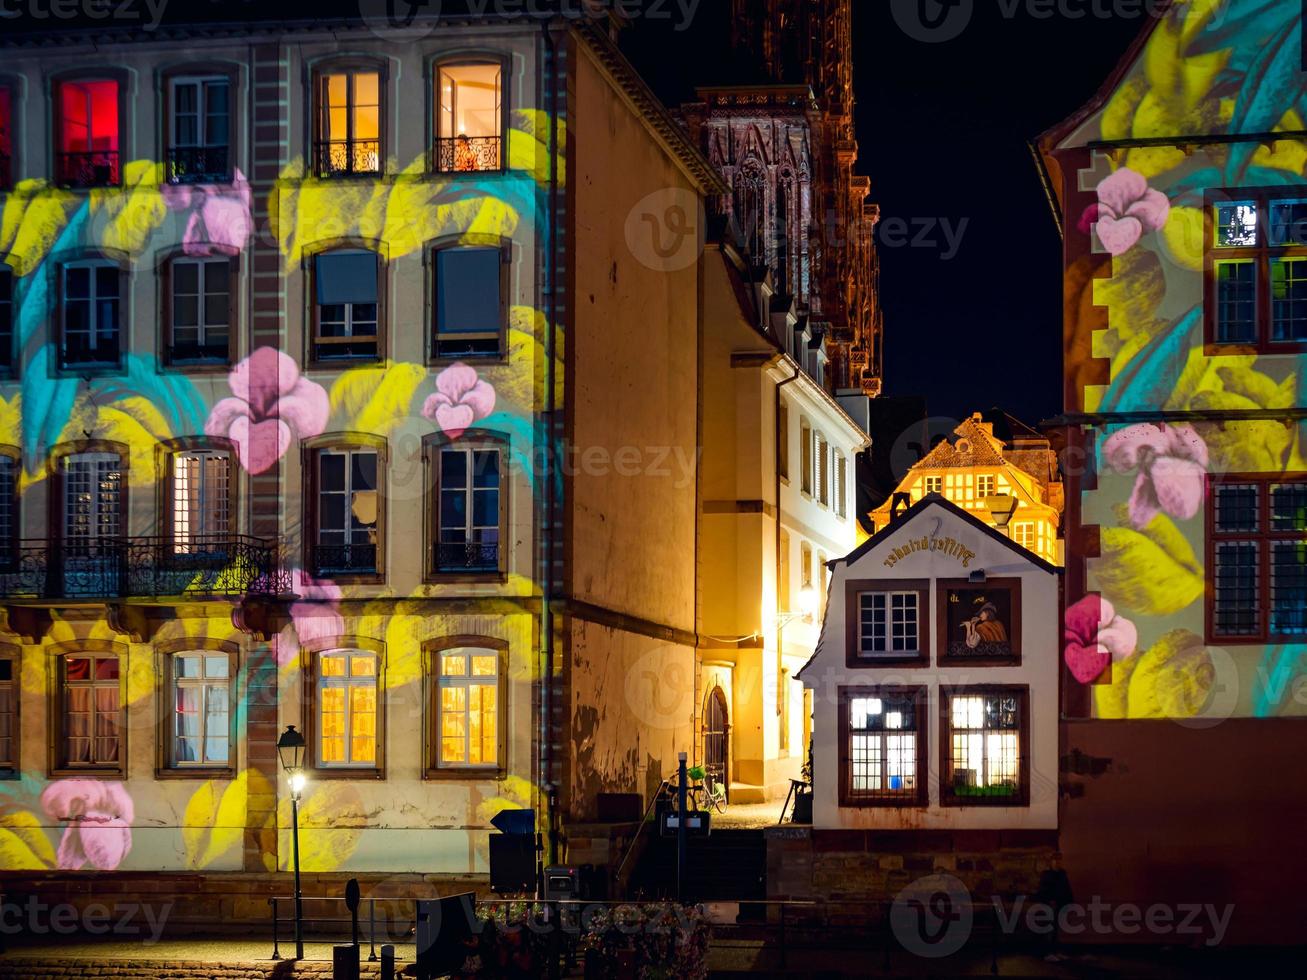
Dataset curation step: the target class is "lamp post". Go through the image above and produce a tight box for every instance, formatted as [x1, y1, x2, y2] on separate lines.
[277, 725, 307, 961]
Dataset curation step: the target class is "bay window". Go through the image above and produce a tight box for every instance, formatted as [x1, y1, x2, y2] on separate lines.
[55, 79, 120, 188]
[839, 687, 927, 806]
[941, 687, 1029, 806]
[435, 63, 503, 173]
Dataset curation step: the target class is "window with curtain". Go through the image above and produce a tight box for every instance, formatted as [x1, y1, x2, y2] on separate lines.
[317, 650, 378, 767]
[433, 247, 503, 358]
[169, 257, 231, 362]
[314, 251, 379, 361]
[312, 448, 379, 576]
[63, 654, 121, 768]
[56, 79, 120, 187]
[61, 261, 121, 368]
[0, 657, 14, 773]
[315, 69, 380, 176]
[171, 651, 230, 766]
[167, 76, 231, 184]
[171, 450, 230, 555]
[435, 445, 501, 574]
[436, 648, 499, 768]
[436, 64, 503, 173]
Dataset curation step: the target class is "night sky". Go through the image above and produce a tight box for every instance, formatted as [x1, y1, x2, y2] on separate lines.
[624, 1, 1149, 428]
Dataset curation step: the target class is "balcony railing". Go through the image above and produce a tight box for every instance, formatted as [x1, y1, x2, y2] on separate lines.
[433, 541, 499, 574]
[55, 150, 121, 188]
[310, 543, 378, 577]
[0, 535, 289, 601]
[166, 145, 232, 185]
[434, 136, 502, 174]
[314, 140, 381, 177]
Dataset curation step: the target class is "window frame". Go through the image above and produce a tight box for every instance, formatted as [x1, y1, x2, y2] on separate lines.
[308, 244, 386, 366]
[0, 643, 19, 779]
[427, 237, 510, 363]
[0, 445, 19, 571]
[49, 441, 129, 545]
[834, 451, 847, 519]
[161, 65, 237, 186]
[935, 577, 1023, 667]
[0, 261, 14, 373]
[1206, 472, 1307, 644]
[49, 642, 128, 778]
[923, 475, 943, 495]
[301, 638, 386, 778]
[424, 435, 508, 583]
[0, 81, 14, 191]
[845, 578, 930, 668]
[778, 401, 789, 482]
[160, 439, 237, 556]
[160, 250, 238, 368]
[51, 72, 126, 190]
[939, 685, 1030, 808]
[303, 436, 387, 584]
[155, 639, 238, 779]
[838, 685, 929, 808]
[799, 419, 812, 496]
[1203, 186, 1307, 354]
[423, 636, 508, 779]
[432, 57, 507, 175]
[310, 61, 386, 179]
[56, 255, 127, 372]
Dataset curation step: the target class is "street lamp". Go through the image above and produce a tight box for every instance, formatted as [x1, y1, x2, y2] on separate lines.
[983, 493, 1018, 537]
[277, 725, 307, 961]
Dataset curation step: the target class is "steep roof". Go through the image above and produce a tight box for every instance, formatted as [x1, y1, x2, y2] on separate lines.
[914, 416, 1006, 470]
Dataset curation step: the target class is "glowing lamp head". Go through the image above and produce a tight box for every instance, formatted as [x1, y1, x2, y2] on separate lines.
[276, 725, 306, 779]
[289, 772, 307, 795]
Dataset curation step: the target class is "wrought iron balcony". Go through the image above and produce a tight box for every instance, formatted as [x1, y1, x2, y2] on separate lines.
[55, 151, 121, 189]
[434, 136, 502, 174]
[310, 543, 378, 577]
[433, 542, 499, 574]
[314, 139, 381, 177]
[0, 535, 289, 601]
[165, 145, 232, 185]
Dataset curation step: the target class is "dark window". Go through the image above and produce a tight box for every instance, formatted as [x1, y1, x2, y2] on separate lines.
[312, 449, 379, 577]
[315, 69, 380, 176]
[61, 262, 121, 368]
[1207, 190, 1307, 350]
[314, 251, 379, 361]
[434, 445, 501, 574]
[0, 453, 17, 566]
[0, 656, 14, 772]
[434, 247, 502, 358]
[0, 266, 12, 369]
[169, 257, 231, 363]
[1210, 476, 1307, 642]
[940, 687, 1029, 806]
[0, 85, 12, 189]
[167, 76, 231, 184]
[839, 687, 927, 807]
[56, 80, 120, 188]
[435, 63, 503, 173]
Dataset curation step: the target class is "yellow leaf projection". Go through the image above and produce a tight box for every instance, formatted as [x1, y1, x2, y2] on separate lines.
[182, 770, 270, 869]
[0, 810, 57, 870]
[1095, 514, 1203, 617]
[328, 363, 427, 436]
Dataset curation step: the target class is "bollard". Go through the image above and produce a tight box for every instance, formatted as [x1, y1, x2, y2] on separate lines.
[333, 943, 360, 980]
[380, 943, 396, 980]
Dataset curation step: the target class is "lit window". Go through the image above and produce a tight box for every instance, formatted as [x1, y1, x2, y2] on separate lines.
[943, 690, 1026, 804]
[317, 651, 378, 767]
[312, 449, 380, 576]
[62, 452, 121, 549]
[437, 648, 499, 768]
[800, 543, 813, 589]
[842, 688, 925, 805]
[63, 654, 121, 768]
[56, 79, 120, 188]
[976, 474, 996, 498]
[435, 445, 501, 574]
[433, 246, 503, 358]
[167, 76, 231, 184]
[171, 652, 230, 766]
[1012, 521, 1035, 552]
[856, 591, 920, 657]
[436, 63, 503, 173]
[169, 258, 231, 363]
[314, 250, 379, 361]
[315, 69, 380, 176]
[1210, 192, 1307, 348]
[924, 475, 942, 495]
[0, 656, 15, 773]
[60, 261, 121, 368]
[172, 450, 230, 554]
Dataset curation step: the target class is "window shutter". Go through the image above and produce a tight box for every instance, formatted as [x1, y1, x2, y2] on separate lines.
[316, 251, 378, 305]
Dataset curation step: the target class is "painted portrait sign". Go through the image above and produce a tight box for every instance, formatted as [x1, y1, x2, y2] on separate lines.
[938, 579, 1021, 665]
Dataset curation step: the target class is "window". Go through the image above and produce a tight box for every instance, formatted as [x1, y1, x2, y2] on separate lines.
[0, 655, 15, 774]
[170, 651, 230, 767]
[835, 452, 847, 518]
[167, 256, 232, 363]
[311, 448, 380, 577]
[316, 650, 378, 768]
[0, 453, 15, 565]
[62, 451, 122, 549]
[941, 687, 1029, 806]
[315, 68, 380, 176]
[434, 647, 501, 769]
[778, 403, 789, 480]
[845, 579, 929, 666]
[0, 264, 11, 369]
[816, 433, 830, 506]
[1013, 522, 1035, 551]
[800, 542, 813, 589]
[1209, 476, 1307, 641]
[60, 261, 121, 368]
[171, 450, 231, 554]
[433, 246, 504, 358]
[0, 84, 11, 189]
[816, 551, 827, 617]
[167, 76, 231, 184]
[778, 529, 791, 612]
[55, 79, 120, 188]
[434, 444, 501, 575]
[976, 474, 996, 498]
[1207, 189, 1307, 350]
[313, 250, 380, 361]
[799, 421, 812, 494]
[435, 63, 503, 173]
[923, 475, 943, 495]
[839, 687, 927, 806]
[61, 653, 122, 769]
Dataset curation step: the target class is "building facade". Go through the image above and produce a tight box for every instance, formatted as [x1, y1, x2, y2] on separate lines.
[0, 7, 723, 910]
[1038, 0, 1307, 942]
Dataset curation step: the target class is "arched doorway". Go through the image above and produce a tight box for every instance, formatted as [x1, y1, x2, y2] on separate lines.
[703, 687, 729, 801]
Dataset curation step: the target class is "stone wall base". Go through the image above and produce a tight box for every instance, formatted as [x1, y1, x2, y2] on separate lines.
[0, 960, 382, 980]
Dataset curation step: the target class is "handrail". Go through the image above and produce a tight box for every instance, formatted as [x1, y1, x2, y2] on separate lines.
[613, 778, 672, 889]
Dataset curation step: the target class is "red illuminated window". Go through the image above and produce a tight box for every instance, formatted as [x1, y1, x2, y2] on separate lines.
[0, 85, 12, 189]
[56, 79, 120, 188]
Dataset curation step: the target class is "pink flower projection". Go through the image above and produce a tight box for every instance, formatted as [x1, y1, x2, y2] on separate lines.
[290, 573, 345, 651]
[40, 780, 135, 871]
[1064, 595, 1138, 685]
[1102, 422, 1208, 529]
[1080, 168, 1170, 256]
[423, 363, 496, 439]
[161, 168, 254, 256]
[206, 349, 329, 474]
